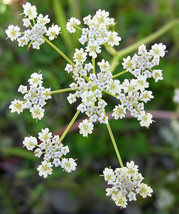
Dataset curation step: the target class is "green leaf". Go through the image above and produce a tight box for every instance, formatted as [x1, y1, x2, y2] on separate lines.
[2, 147, 36, 161]
[53, 0, 74, 53]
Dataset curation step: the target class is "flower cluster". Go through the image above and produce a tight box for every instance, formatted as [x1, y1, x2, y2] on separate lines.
[23, 128, 77, 178]
[9, 72, 51, 120]
[66, 10, 121, 58]
[112, 76, 154, 128]
[103, 161, 153, 208]
[66, 54, 121, 136]
[5, 2, 61, 49]
[6, 2, 167, 208]
[173, 89, 179, 104]
[122, 43, 166, 82]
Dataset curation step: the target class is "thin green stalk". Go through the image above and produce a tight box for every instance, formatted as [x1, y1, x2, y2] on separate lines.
[83, 75, 90, 82]
[110, 19, 179, 73]
[103, 90, 118, 99]
[60, 110, 80, 142]
[104, 44, 117, 55]
[50, 88, 73, 95]
[112, 70, 128, 79]
[27, 40, 33, 51]
[134, 105, 140, 114]
[75, 25, 82, 31]
[42, 36, 75, 67]
[92, 57, 95, 73]
[106, 122, 123, 168]
[149, 146, 178, 156]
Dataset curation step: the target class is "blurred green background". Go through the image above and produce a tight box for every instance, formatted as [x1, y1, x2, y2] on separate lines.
[0, 0, 179, 213]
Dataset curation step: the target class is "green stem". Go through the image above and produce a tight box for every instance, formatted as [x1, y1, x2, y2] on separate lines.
[60, 110, 80, 142]
[75, 25, 82, 31]
[104, 44, 117, 55]
[112, 70, 128, 79]
[27, 40, 33, 51]
[110, 19, 179, 73]
[83, 75, 90, 82]
[106, 122, 123, 167]
[50, 88, 73, 95]
[103, 90, 118, 99]
[92, 57, 95, 74]
[134, 105, 140, 113]
[42, 36, 75, 67]
[149, 146, 178, 156]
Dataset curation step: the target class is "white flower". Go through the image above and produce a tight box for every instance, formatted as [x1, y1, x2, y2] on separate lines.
[150, 43, 166, 58]
[38, 128, 52, 143]
[22, 18, 31, 27]
[103, 161, 153, 208]
[67, 93, 77, 104]
[61, 158, 77, 172]
[28, 73, 43, 86]
[23, 136, 37, 150]
[108, 80, 121, 94]
[136, 76, 149, 91]
[152, 69, 163, 82]
[23, 2, 37, 19]
[65, 63, 73, 73]
[114, 194, 127, 208]
[86, 41, 101, 58]
[46, 24, 61, 41]
[66, 17, 81, 33]
[136, 183, 153, 198]
[140, 91, 154, 103]
[78, 119, 94, 137]
[5, 25, 21, 41]
[122, 56, 135, 72]
[9, 99, 24, 114]
[156, 189, 175, 210]
[17, 36, 29, 47]
[98, 59, 110, 72]
[30, 105, 45, 120]
[32, 41, 40, 50]
[128, 192, 137, 201]
[138, 44, 147, 55]
[18, 85, 27, 94]
[34, 148, 42, 158]
[37, 14, 50, 25]
[73, 48, 87, 64]
[53, 158, 61, 167]
[37, 161, 53, 178]
[173, 89, 179, 103]
[126, 161, 138, 176]
[138, 112, 153, 128]
[103, 168, 116, 184]
[112, 104, 126, 119]
[61, 146, 70, 156]
[106, 31, 121, 47]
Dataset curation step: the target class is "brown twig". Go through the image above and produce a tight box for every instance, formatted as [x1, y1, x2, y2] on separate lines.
[54, 111, 179, 136]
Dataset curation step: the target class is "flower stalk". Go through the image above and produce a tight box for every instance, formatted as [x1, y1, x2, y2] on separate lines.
[60, 110, 80, 142]
[112, 70, 128, 79]
[42, 36, 75, 67]
[106, 122, 123, 168]
[50, 88, 73, 95]
[110, 19, 179, 73]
